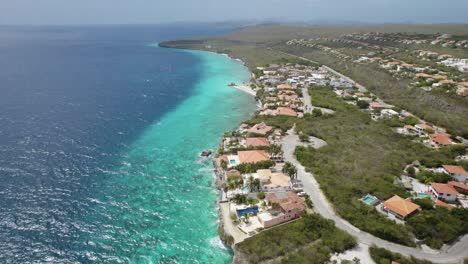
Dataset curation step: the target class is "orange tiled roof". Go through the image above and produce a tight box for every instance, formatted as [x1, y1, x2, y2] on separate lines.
[431, 182, 459, 195]
[431, 133, 452, 145]
[277, 84, 292, 90]
[246, 137, 270, 147]
[383, 195, 420, 218]
[443, 165, 468, 175]
[435, 199, 453, 210]
[448, 181, 468, 191]
[276, 107, 298, 117]
[238, 150, 269, 164]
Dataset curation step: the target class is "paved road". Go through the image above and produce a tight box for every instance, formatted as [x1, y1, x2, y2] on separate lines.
[281, 129, 468, 263]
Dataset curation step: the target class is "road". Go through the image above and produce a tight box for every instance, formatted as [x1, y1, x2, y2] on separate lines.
[302, 87, 335, 115]
[281, 129, 468, 263]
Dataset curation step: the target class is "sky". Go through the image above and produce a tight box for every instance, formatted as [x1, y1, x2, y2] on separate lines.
[1, 0, 468, 25]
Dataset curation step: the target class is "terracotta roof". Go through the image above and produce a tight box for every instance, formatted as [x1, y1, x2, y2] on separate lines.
[443, 165, 468, 175]
[238, 150, 269, 164]
[435, 199, 453, 210]
[448, 181, 468, 191]
[248, 122, 273, 135]
[280, 200, 305, 212]
[277, 84, 292, 90]
[383, 195, 420, 218]
[458, 82, 468, 87]
[415, 73, 432, 78]
[433, 75, 448, 80]
[276, 107, 298, 117]
[246, 137, 270, 147]
[431, 133, 452, 145]
[370, 102, 385, 109]
[431, 183, 459, 195]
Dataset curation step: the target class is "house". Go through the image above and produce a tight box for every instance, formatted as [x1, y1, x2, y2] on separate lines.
[257, 192, 305, 228]
[448, 181, 468, 194]
[369, 102, 385, 111]
[276, 107, 298, 117]
[246, 137, 270, 147]
[442, 165, 468, 183]
[382, 195, 420, 219]
[255, 169, 292, 192]
[431, 183, 459, 202]
[456, 82, 468, 97]
[277, 84, 292, 90]
[238, 150, 270, 164]
[414, 123, 434, 135]
[248, 122, 273, 135]
[415, 73, 432, 79]
[430, 133, 453, 148]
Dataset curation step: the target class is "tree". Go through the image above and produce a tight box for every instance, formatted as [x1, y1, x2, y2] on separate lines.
[282, 161, 298, 180]
[220, 159, 227, 170]
[257, 192, 266, 200]
[247, 176, 261, 192]
[357, 100, 369, 109]
[312, 108, 323, 117]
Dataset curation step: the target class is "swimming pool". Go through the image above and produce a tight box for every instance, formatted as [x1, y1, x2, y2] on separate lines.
[361, 194, 379, 206]
[417, 193, 430, 198]
[363, 196, 375, 204]
[241, 186, 249, 192]
[236, 207, 259, 217]
[229, 159, 236, 165]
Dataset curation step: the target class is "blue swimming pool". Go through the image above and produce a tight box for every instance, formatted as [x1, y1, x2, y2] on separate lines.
[361, 194, 379, 206]
[229, 159, 236, 165]
[417, 193, 430, 198]
[236, 207, 259, 217]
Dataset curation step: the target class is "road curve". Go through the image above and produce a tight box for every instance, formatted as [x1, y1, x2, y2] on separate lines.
[281, 130, 468, 264]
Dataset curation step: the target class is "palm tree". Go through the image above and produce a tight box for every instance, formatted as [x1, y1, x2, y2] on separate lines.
[247, 176, 261, 192]
[282, 162, 297, 180]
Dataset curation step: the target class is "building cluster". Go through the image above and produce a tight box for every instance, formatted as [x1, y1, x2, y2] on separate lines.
[216, 120, 306, 234]
[355, 54, 468, 97]
[342, 32, 468, 49]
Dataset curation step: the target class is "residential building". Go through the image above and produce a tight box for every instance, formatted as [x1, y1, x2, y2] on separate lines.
[248, 122, 273, 135]
[245, 137, 270, 147]
[430, 133, 453, 148]
[276, 107, 298, 117]
[255, 169, 292, 192]
[238, 150, 270, 164]
[257, 192, 305, 228]
[442, 165, 468, 183]
[382, 195, 420, 219]
[431, 183, 459, 202]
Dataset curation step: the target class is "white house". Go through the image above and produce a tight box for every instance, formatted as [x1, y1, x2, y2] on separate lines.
[431, 182, 459, 202]
[442, 165, 468, 183]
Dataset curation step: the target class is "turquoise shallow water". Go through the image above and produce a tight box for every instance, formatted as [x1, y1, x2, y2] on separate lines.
[92, 49, 256, 263]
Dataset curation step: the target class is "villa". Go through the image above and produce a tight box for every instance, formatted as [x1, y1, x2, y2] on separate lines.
[248, 122, 273, 135]
[431, 183, 459, 202]
[245, 137, 270, 147]
[442, 165, 468, 183]
[238, 150, 270, 164]
[369, 102, 385, 111]
[254, 169, 292, 192]
[430, 133, 453, 148]
[276, 107, 298, 117]
[257, 192, 305, 228]
[382, 195, 420, 220]
[277, 84, 292, 90]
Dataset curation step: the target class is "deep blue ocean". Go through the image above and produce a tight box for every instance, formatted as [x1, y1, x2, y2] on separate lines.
[0, 25, 255, 263]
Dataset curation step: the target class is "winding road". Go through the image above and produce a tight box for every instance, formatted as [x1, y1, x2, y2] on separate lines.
[281, 129, 468, 263]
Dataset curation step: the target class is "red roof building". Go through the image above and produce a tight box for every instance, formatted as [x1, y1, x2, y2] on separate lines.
[246, 137, 270, 147]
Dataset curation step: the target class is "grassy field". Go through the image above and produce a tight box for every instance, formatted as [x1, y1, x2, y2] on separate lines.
[235, 214, 356, 264]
